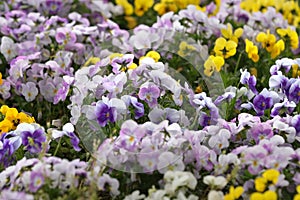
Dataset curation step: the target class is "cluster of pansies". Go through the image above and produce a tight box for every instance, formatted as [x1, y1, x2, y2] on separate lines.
[0, 0, 300, 199]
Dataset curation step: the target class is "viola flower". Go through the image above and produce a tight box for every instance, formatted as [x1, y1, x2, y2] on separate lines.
[204, 55, 225, 77]
[0, 36, 17, 62]
[121, 95, 144, 119]
[29, 171, 44, 192]
[19, 123, 46, 154]
[253, 93, 273, 116]
[256, 30, 276, 52]
[95, 101, 117, 127]
[224, 186, 244, 200]
[214, 37, 237, 59]
[21, 82, 38, 102]
[221, 23, 243, 44]
[288, 79, 300, 104]
[116, 0, 134, 15]
[248, 123, 273, 143]
[134, 0, 154, 16]
[154, 0, 178, 15]
[245, 39, 259, 62]
[52, 123, 81, 151]
[97, 174, 120, 196]
[111, 54, 135, 74]
[55, 27, 77, 46]
[270, 39, 285, 59]
[277, 27, 299, 49]
[138, 83, 160, 108]
[250, 190, 277, 200]
[271, 98, 296, 117]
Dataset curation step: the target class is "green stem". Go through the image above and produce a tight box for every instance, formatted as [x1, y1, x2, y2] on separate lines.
[53, 137, 62, 156]
[234, 51, 243, 74]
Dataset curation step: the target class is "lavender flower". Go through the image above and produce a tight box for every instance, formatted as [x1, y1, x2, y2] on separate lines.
[247, 122, 273, 143]
[138, 83, 160, 108]
[29, 171, 44, 192]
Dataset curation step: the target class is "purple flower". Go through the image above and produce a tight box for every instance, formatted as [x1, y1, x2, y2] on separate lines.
[271, 98, 296, 117]
[95, 101, 117, 127]
[121, 95, 144, 119]
[240, 69, 257, 94]
[288, 79, 300, 104]
[55, 27, 76, 45]
[253, 94, 273, 116]
[0, 190, 33, 200]
[247, 123, 273, 143]
[138, 83, 160, 108]
[52, 123, 81, 151]
[291, 115, 300, 135]
[20, 125, 46, 154]
[29, 171, 44, 192]
[97, 174, 120, 196]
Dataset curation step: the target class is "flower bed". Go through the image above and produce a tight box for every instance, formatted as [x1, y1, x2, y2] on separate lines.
[0, 0, 300, 199]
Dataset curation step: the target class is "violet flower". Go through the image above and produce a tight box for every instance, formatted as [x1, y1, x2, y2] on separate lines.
[95, 101, 117, 127]
[253, 94, 273, 116]
[20, 124, 46, 154]
[138, 83, 160, 108]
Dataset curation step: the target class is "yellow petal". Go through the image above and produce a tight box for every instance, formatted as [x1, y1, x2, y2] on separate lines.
[234, 28, 243, 38]
[256, 32, 266, 42]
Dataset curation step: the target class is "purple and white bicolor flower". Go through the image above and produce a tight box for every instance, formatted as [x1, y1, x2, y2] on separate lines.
[240, 69, 257, 94]
[14, 123, 47, 154]
[252, 89, 280, 116]
[86, 96, 126, 127]
[138, 82, 160, 108]
[121, 95, 144, 119]
[52, 123, 81, 151]
[287, 79, 300, 104]
[29, 171, 44, 192]
[271, 98, 296, 117]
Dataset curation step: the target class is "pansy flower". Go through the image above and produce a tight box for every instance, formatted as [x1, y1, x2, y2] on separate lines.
[214, 37, 237, 59]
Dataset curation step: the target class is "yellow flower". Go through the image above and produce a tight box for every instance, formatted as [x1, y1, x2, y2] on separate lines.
[255, 177, 267, 192]
[18, 112, 35, 124]
[250, 67, 258, 77]
[134, 0, 154, 16]
[214, 37, 237, 59]
[0, 118, 13, 135]
[270, 39, 285, 59]
[84, 57, 100, 67]
[294, 185, 300, 200]
[277, 27, 299, 49]
[292, 64, 300, 78]
[177, 41, 196, 57]
[0, 72, 3, 85]
[250, 191, 277, 200]
[145, 51, 161, 62]
[204, 55, 225, 77]
[262, 169, 280, 185]
[154, 0, 178, 15]
[224, 186, 244, 200]
[245, 39, 259, 62]
[221, 23, 243, 44]
[116, 0, 134, 16]
[0, 105, 9, 115]
[256, 30, 277, 52]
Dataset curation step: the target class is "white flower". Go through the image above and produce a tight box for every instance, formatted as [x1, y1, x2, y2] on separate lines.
[203, 175, 227, 189]
[124, 191, 146, 200]
[208, 190, 224, 200]
[0, 36, 17, 61]
[164, 171, 197, 194]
